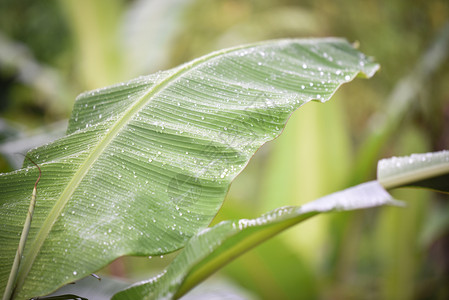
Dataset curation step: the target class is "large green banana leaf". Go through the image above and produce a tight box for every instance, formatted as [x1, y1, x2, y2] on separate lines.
[0, 38, 378, 299]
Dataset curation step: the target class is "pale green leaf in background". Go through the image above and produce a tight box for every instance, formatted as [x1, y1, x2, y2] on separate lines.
[0, 38, 378, 299]
[121, 0, 195, 76]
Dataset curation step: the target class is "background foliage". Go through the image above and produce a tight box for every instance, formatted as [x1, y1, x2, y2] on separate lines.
[0, 0, 448, 299]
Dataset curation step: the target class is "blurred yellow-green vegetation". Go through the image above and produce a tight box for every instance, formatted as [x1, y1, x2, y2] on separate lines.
[1, 0, 448, 299]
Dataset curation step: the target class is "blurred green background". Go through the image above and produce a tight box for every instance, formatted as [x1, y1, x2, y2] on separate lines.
[1, 0, 448, 299]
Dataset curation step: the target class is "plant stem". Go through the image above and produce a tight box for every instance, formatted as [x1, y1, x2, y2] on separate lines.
[2, 159, 41, 300]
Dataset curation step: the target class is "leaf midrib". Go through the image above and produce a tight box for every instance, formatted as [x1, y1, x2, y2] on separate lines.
[14, 41, 259, 296]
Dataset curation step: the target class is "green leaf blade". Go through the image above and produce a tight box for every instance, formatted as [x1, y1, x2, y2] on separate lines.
[112, 181, 398, 300]
[377, 150, 449, 192]
[0, 38, 378, 299]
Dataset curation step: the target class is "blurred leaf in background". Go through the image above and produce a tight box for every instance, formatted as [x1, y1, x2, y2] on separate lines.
[0, 0, 448, 299]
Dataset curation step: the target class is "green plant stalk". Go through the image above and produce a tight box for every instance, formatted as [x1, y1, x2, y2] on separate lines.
[3, 161, 41, 300]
